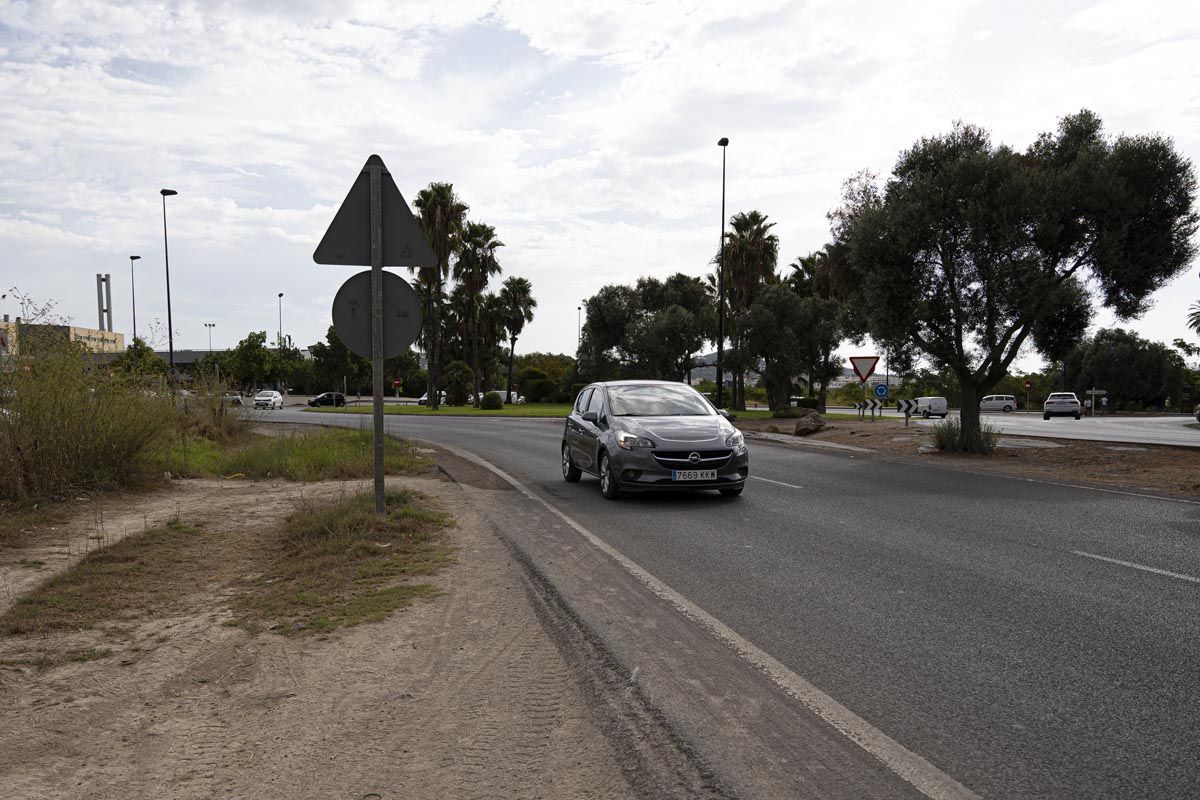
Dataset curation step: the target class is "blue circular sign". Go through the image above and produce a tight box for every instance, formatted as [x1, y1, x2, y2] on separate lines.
[874, 383, 889, 398]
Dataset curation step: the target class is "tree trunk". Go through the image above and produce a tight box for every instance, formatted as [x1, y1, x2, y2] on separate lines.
[957, 381, 986, 452]
[427, 276, 441, 410]
[471, 311, 481, 408]
[506, 335, 517, 403]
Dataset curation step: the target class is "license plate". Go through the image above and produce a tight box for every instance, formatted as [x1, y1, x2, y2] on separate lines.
[672, 469, 716, 481]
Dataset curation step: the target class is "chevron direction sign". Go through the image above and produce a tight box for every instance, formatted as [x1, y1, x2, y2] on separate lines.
[897, 399, 918, 415]
[854, 399, 883, 412]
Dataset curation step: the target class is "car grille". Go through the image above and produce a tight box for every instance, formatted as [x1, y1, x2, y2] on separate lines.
[651, 449, 733, 469]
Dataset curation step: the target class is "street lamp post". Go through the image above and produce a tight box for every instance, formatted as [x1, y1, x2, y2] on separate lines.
[160, 189, 178, 374]
[129, 255, 141, 343]
[716, 137, 729, 409]
[577, 305, 581, 348]
[277, 292, 284, 348]
[204, 322, 215, 354]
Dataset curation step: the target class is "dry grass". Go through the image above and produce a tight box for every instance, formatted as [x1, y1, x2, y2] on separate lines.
[233, 490, 455, 635]
[0, 518, 212, 635]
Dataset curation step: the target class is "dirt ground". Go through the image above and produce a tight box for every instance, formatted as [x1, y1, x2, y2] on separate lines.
[0, 467, 635, 799]
[736, 415, 1200, 497]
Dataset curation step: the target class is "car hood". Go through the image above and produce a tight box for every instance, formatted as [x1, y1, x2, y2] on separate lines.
[614, 416, 732, 445]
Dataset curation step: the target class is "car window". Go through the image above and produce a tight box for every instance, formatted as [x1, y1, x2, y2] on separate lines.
[585, 388, 605, 416]
[574, 388, 593, 414]
[1048, 393, 1076, 400]
[608, 385, 714, 417]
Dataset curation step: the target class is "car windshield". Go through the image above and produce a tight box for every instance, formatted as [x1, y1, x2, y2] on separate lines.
[255, 392, 273, 398]
[607, 385, 713, 417]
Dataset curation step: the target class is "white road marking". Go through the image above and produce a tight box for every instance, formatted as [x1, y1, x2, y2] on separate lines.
[1072, 551, 1200, 585]
[750, 475, 804, 489]
[1020, 478, 1200, 506]
[433, 440, 981, 800]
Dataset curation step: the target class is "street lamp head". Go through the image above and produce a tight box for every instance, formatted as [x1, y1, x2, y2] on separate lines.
[160, 189, 177, 197]
[717, 137, 729, 147]
[278, 292, 284, 298]
[130, 255, 141, 261]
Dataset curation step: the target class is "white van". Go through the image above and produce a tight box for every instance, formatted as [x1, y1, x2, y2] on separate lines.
[980, 394, 1017, 412]
[915, 396, 948, 418]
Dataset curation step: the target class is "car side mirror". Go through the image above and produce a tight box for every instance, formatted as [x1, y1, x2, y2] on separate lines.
[582, 410, 598, 423]
[717, 409, 730, 419]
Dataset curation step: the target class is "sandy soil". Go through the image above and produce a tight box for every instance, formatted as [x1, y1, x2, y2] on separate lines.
[0, 473, 634, 800]
[737, 415, 1200, 497]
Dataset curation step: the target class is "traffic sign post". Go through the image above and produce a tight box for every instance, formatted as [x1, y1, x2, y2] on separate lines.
[1085, 388, 1106, 417]
[315, 154, 435, 515]
[897, 398, 918, 426]
[1024, 380, 1032, 414]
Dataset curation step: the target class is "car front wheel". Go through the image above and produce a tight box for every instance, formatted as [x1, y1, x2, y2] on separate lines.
[562, 443, 581, 483]
[599, 452, 621, 500]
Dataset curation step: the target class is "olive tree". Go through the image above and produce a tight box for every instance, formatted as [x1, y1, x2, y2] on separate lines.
[835, 111, 1197, 451]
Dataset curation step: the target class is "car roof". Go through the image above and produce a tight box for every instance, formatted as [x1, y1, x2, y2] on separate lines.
[591, 380, 687, 387]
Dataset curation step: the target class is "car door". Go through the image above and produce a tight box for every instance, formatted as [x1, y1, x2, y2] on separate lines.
[578, 387, 607, 470]
[566, 387, 594, 467]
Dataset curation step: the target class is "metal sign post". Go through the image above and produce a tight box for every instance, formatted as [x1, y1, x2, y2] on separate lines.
[369, 162, 385, 513]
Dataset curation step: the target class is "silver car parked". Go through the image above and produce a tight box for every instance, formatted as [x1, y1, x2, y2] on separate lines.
[561, 380, 749, 499]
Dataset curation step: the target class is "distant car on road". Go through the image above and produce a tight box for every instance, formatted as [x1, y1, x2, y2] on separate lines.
[980, 394, 1017, 413]
[253, 390, 283, 410]
[562, 380, 749, 499]
[1043, 392, 1082, 420]
[418, 391, 446, 406]
[308, 392, 346, 407]
[916, 396, 949, 419]
[223, 392, 244, 406]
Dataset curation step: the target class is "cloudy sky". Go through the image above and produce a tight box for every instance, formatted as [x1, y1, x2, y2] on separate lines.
[2, 0, 1198, 371]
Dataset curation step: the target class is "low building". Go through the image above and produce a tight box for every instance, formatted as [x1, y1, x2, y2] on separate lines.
[0, 317, 125, 356]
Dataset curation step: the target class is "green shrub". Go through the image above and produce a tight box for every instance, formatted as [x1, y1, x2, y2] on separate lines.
[794, 396, 819, 409]
[0, 343, 178, 502]
[932, 417, 999, 454]
[525, 378, 555, 403]
[771, 407, 805, 418]
[479, 391, 503, 410]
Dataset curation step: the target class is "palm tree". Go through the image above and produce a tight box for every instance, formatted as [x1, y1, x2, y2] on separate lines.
[453, 221, 504, 407]
[499, 276, 537, 403]
[413, 183, 468, 410]
[717, 211, 779, 409]
[1189, 302, 1200, 335]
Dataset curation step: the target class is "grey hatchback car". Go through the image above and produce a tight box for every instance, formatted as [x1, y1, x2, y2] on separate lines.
[561, 380, 749, 499]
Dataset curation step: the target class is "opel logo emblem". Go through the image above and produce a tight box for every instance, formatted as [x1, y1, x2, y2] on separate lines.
[688, 452, 701, 465]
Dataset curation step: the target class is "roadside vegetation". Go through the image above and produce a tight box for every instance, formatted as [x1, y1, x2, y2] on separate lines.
[1, 518, 209, 636]
[312, 402, 573, 418]
[233, 490, 454, 635]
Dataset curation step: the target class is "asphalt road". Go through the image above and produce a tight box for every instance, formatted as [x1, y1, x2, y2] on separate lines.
[832, 406, 1200, 448]
[272, 409, 1200, 799]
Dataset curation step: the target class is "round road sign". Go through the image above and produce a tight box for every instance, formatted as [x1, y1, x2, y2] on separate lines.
[332, 270, 422, 360]
[873, 383, 889, 399]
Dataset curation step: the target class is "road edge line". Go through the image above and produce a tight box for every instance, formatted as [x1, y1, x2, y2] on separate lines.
[430, 439, 982, 800]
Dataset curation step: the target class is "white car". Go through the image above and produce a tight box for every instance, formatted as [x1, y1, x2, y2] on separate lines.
[980, 394, 1017, 413]
[418, 391, 446, 406]
[915, 396, 948, 418]
[1043, 392, 1081, 420]
[253, 390, 283, 410]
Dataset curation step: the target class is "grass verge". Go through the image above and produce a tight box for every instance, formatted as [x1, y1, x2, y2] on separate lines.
[0, 519, 210, 635]
[163, 427, 432, 480]
[310, 403, 573, 418]
[233, 490, 454, 635]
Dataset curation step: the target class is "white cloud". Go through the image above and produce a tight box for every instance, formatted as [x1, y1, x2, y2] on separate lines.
[0, 0, 1197, 360]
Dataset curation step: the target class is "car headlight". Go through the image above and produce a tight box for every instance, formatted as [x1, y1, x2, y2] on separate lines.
[616, 431, 655, 450]
[724, 430, 746, 453]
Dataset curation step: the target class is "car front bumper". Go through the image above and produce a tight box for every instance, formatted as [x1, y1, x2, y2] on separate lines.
[611, 447, 750, 492]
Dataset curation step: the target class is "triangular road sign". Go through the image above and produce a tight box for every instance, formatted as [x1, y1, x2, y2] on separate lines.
[850, 355, 879, 383]
[313, 154, 437, 268]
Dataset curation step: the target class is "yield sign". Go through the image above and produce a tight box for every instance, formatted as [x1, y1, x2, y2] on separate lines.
[313, 154, 436, 267]
[850, 355, 879, 383]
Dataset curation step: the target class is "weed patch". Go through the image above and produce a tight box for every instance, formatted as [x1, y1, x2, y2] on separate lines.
[0, 519, 211, 635]
[234, 490, 454, 634]
[932, 417, 999, 453]
[219, 428, 430, 481]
